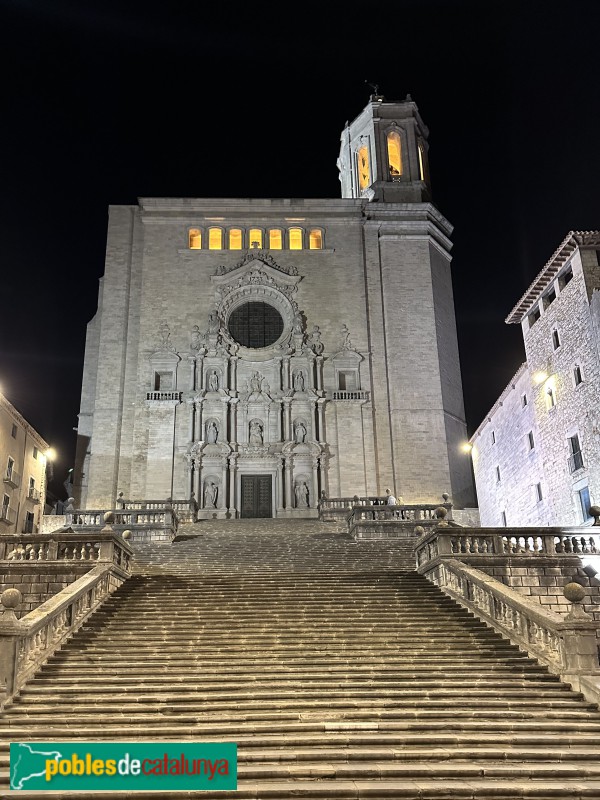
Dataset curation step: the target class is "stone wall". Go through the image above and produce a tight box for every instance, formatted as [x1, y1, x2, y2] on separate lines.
[0, 563, 95, 618]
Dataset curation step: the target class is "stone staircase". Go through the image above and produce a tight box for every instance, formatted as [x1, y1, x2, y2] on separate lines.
[2, 521, 600, 797]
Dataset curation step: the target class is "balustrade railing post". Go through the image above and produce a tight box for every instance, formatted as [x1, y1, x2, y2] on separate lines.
[0, 589, 26, 700]
[557, 582, 600, 673]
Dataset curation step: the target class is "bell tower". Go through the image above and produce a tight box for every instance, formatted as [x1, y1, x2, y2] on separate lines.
[337, 93, 432, 203]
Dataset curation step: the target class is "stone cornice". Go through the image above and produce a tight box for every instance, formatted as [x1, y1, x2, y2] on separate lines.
[506, 231, 600, 324]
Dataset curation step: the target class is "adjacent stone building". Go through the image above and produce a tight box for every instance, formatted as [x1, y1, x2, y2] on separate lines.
[73, 94, 475, 517]
[471, 231, 600, 526]
[0, 393, 49, 534]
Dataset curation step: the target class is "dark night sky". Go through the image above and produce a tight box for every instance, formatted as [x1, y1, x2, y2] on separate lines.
[1, 0, 599, 498]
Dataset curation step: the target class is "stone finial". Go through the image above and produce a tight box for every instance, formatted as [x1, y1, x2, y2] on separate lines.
[414, 525, 425, 537]
[103, 511, 115, 525]
[122, 530, 131, 541]
[589, 505, 600, 526]
[442, 492, 450, 503]
[1, 588, 22, 622]
[434, 506, 449, 526]
[564, 581, 592, 620]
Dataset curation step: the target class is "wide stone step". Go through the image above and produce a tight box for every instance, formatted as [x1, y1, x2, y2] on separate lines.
[4, 778, 600, 799]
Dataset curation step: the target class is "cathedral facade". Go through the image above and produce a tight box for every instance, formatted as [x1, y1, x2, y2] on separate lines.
[73, 95, 475, 517]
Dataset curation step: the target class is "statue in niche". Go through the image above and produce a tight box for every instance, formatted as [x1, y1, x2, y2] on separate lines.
[208, 371, 219, 392]
[293, 371, 305, 391]
[247, 371, 263, 399]
[158, 321, 173, 350]
[204, 481, 218, 509]
[310, 325, 324, 355]
[341, 324, 353, 350]
[249, 420, 263, 445]
[295, 421, 307, 443]
[295, 480, 309, 508]
[208, 312, 220, 334]
[206, 420, 218, 444]
[190, 325, 203, 351]
[293, 311, 303, 335]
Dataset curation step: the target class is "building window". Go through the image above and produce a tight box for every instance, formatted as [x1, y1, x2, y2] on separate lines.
[357, 144, 370, 190]
[154, 371, 174, 391]
[418, 141, 426, 181]
[309, 229, 323, 249]
[574, 365, 583, 386]
[28, 476, 35, 499]
[208, 228, 223, 250]
[189, 228, 202, 249]
[11, 424, 17, 439]
[24, 511, 35, 533]
[269, 229, 283, 250]
[543, 287, 556, 308]
[338, 371, 358, 391]
[491, 431, 496, 444]
[500, 511, 507, 527]
[552, 329, 561, 350]
[545, 385, 556, 409]
[578, 485, 592, 522]
[2, 494, 10, 520]
[228, 229, 243, 250]
[32, 446, 38, 460]
[495, 465, 501, 483]
[559, 266, 573, 289]
[387, 130, 403, 176]
[535, 482, 543, 502]
[568, 434, 584, 473]
[289, 228, 303, 250]
[6, 457, 15, 480]
[249, 228, 263, 249]
[527, 431, 535, 450]
[528, 307, 541, 327]
[521, 394, 528, 408]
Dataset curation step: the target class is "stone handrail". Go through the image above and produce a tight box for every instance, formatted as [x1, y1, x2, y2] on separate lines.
[67, 507, 178, 534]
[350, 503, 452, 523]
[416, 527, 600, 567]
[423, 558, 599, 682]
[0, 560, 130, 707]
[0, 530, 132, 571]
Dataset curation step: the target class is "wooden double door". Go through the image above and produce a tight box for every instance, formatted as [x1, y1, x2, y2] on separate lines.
[240, 475, 272, 518]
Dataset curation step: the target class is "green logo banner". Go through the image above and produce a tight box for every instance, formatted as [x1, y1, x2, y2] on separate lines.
[10, 742, 237, 791]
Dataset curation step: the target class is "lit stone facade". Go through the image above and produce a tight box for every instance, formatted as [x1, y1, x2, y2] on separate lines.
[471, 232, 600, 526]
[0, 394, 49, 534]
[73, 96, 475, 516]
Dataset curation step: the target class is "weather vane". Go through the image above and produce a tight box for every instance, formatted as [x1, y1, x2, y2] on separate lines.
[365, 80, 382, 96]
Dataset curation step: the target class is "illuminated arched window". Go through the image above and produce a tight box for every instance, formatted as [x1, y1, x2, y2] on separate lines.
[387, 131, 402, 177]
[269, 229, 283, 249]
[418, 142, 426, 181]
[229, 229, 243, 250]
[249, 228, 263, 249]
[208, 228, 223, 250]
[357, 145, 370, 190]
[309, 229, 323, 250]
[289, 228, 303, 250]
[189, 229, 201, 249]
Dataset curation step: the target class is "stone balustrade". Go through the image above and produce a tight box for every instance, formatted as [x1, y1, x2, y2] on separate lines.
[65, 506, 178, 542]
[319, 495, 453, 524]
[415, 527, 600, 566]
[0, 522, 132, 706]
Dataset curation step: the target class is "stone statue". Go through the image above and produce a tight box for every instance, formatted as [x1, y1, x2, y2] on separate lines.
[190, 325, 203, 351]
[208, 312, 219, 334]
[249, 420, 263, 445]
[295, 421, 307, 443]
[159, 321, 172, 349]
[208, 371, 219, 392]
[293, 311, 303, 335]
[293, 371, 305, 391]
[310, 325, 324, 355]
[204, 481, 218, 509]
[341, 324, 353, 350]
[295, 480, 309, 508]
[206, 420, 218, 444]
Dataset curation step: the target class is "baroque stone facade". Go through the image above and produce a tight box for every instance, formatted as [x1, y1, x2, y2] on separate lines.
[73, 95, 475, 516]
[471, 232, 600, 526]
